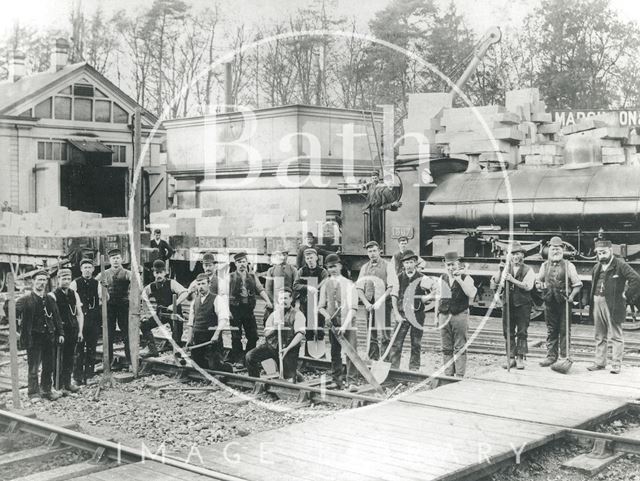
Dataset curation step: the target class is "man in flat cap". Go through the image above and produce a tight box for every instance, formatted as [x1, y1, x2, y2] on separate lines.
[95, 248, 132, 369]
[588, 240, 640, 373]
[228, 251, 273, 365]
[246, 288, 306, 380]
[535, 236, 582, 367]
[294, 247, 328, 354]
[49, 268, 84, 393]
[491, 242, 535, 369]
[150, 228, 174, 262]
[356, 240, 398, 360]
[436, 251, 477, 377]
[70, 259, 101, 383]
[15, 270, 64, 400]
[390, 250, 431, 370]
[263, 250, 298, 326]
[318, 254, 359, 390]
[140, 259, 189, 356]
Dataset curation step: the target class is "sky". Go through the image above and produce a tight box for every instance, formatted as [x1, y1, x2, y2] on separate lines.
[3, 0, 640, 39]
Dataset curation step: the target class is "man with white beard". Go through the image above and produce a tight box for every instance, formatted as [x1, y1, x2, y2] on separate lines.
[535, 237, 582, 367]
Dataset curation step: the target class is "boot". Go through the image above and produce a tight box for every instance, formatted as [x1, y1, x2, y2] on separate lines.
[42, 390, 62, 401]
[63, 383, 80, 393]
[539, 357, 556, 367]
[516, 356, 525, 370]
[141, 331, 159, 358]
[502, 358, 516, 369]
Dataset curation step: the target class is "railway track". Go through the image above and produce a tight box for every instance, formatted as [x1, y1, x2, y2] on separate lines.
[0, 408, 244, 480]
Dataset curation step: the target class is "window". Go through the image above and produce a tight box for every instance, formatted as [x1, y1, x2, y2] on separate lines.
[113, 103, 128, 124]
[95, 100, 111, 122]
[54, 97, 71, 120]
[34, 98, 52, 118]
[74, 98, 93, 121]
[38, 141, 68, 161]
[106, 144, 127, 163]
[73, 83, 94, 97]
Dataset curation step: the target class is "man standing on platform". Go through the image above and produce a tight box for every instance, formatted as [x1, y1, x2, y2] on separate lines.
[390, 250, 430, 371]
[15, 270, 64, 401]
[356, 241, 398, 360]
[50, 268, 83, 394]
[294, 248, 328, 354]
[150, 228, 174, 262]
[436, 251, 477, 377]
[141, 259, 189, 356]
[318, 254, 359, 391]
[96, 248, 132, 370]
[587, 240, 640, 374]
[490, 242, 535, 370]
[187, 274, 233, 372]
[228, 251, 272, 365]
[246, 288, 306, 380]
[535, 236, 582, 367]
[70, 259, 101, 384]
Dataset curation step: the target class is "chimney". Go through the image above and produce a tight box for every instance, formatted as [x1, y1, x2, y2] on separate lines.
[8, 51, 26, 82]
[50, 38, 70, 72]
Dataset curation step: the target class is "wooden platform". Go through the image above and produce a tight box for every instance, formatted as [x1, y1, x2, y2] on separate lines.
[185, 362, 640, 481]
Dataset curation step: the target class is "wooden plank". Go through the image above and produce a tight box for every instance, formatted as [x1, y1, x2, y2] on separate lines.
[130, 461, 213, 480]
[11, 461, 110, 481]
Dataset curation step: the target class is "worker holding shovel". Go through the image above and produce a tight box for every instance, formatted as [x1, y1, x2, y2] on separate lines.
[246, 288, 305, 381]
[535, 237, 582, 368]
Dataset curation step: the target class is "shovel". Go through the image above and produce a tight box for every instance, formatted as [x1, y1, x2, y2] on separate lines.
[370, 318, 404, 383]
[551, 263, 573, 374]
[306, 296, 326, 359]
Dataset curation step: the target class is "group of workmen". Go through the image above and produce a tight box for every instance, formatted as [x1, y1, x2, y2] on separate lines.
[13, 229, 640, 401]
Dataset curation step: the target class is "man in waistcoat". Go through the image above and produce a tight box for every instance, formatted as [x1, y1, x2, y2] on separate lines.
[96, 248, 132, 369]
[263, 250, 298, 326]
[228, 251, 273, 365]
[49, 268, 84, 394]
[318, 254, 359, 391]
[141, 259, 189, 356]
[70, 259, 101, 384]
[535, 236, 583, 367]
[246, 288, 306, 380]
[490, 242, 535, 370]
[294, 248, 328, 354]
[356, 240, 398, 360]
[587, 239, 640, 374]
[436, 251, 477, 377]
[188, 273, 233, 372]
[390, 250, 431, 371]
[188, 252, 224, 296]
[15, 270, 65, 400]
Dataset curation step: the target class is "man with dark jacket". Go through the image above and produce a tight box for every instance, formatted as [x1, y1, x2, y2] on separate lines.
[490, 242, 535, 370]
[70, 259, 101, 383]
[587, 240, 640, 374]
[15, 270, 64, 400]
[150, 229, 174, 262]
[294, 248, 328, 353]
[263, 250, 298, 326]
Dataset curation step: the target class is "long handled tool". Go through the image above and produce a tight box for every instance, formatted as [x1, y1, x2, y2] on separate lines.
[552, 262, 573, 374]
[370, 318, 405, 383]
[505, 274, 512, 372]
[365, 310, 374, 359]
[277, 318, 284, 380]
[175, 338, 215, 366]
[306, 292, 326, 359]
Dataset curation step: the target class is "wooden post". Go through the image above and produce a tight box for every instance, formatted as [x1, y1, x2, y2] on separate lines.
[129, 107, 142, 375]
[100, 254, 110, 377]
[7, 273, 21, 409]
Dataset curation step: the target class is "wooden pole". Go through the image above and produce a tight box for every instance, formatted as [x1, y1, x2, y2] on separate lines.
[100, 254, 110, 377]
[7, 273, 21, 409]
[129, 107, 142, 375]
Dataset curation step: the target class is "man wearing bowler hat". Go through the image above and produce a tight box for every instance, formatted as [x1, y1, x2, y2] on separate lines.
[535, 236, 582, 367]
[587, 239, 640, 374]
[390, 250, 431, 370]
[436, 251, 477, 377]
[96, 248, 132, 369]
[228, 251, 273, 365]
[491, 242, 535, 369]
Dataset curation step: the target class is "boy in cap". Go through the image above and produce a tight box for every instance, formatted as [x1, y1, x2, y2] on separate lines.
[228, 251, 273, 365]
[535, 236, 582, 367]
[150, 228, 174, 262]
[356, 240, 398, 360]
[70, 259, 101, 383]
[15, 270, 64, 400]
[390, 250, 431, 370]
[49, 268, 84, 393]
[294, 248, 328, 353]
[188, 273, 233, 372]
[263, 250, 298, 326]
[246, 288, 306, 380]
[318, 253, 359, 390]
[436, 251, 477, 377]
[140, 259, 189, 356]
[490, 242, 535, 369]
[391, 236, 426, 275]
[95, 248, 132, 369]
[588, 239, 640, 373]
